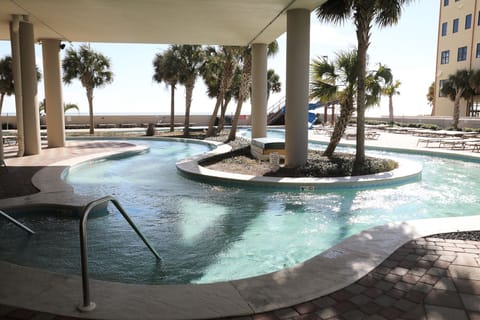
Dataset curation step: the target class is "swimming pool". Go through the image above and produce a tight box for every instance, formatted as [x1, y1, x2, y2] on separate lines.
[1, 136, 480, 285]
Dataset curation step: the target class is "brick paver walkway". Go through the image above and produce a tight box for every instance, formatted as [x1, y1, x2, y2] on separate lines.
[1, 237, 479, 320]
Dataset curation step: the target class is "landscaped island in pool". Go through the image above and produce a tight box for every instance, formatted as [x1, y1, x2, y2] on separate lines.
[1, 135, 480, 285]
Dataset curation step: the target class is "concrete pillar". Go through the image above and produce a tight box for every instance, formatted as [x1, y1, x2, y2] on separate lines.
[42, 39, 65, 147]
[285, 9, 310, 167]
[251, 43, 268, 139]
[9, 15, 25, 157]
[19, 20, 41, 155]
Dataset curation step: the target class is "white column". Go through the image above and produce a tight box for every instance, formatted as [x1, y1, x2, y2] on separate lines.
[19, 20, 41, 155]
[42, 39, 65, 148]
[10, 15, 25, 157]
[285, 9, 310, 167]
[251, 43, 268, 139]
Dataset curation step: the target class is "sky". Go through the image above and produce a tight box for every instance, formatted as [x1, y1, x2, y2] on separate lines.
[0, 1, 439, 118]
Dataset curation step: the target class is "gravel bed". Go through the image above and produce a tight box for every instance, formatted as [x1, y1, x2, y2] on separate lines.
[428, 231, 480, 241]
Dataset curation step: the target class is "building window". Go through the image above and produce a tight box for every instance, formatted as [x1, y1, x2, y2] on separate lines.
[478, 11, 480, 25]
[466, 14, 472, 29]
[458, 46, 468, 61]
[442, 22, 448, 36]
[444, 0, 449, 5]
[477, 43, 480, 58]
[439, 80, 447, 97]
[441, 50, 450, 64]
[453, 18, 459, 33]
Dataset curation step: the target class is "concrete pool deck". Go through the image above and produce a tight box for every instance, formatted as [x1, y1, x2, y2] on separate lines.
[1, 129, 480, 320]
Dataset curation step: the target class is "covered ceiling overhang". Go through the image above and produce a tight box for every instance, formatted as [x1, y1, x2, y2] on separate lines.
[0, 0, 326, 45]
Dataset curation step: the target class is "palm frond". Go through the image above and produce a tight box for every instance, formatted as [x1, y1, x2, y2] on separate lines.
[315, 0, 353, 25]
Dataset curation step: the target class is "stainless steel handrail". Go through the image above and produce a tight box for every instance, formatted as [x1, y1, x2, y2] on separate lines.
[0, 210, 35, 235]
[78, 195, 161, 312]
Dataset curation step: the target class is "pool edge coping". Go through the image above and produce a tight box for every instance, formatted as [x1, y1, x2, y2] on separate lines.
[176, 146, 423, 190]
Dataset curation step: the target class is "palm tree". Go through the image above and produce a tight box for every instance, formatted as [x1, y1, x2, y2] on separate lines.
[316, 0, 413, 167]
[427, 82, 435, 114]
[267, 69, 282, 101]
[0, 55, 41, 159]
[227, 41, 279, 141]
[39, 101, 79, 115]
[383, 79, 401, 124]
[0, 56, 42, 113]
[310, 51, 357, 156]
[170, 45, 204, 136]
[440, 69, 473, 129]
[153, 48, 179, 132]
[0, 56, 14, 115]
[202, 46, 240, 137]
[62, 44, 113, 134]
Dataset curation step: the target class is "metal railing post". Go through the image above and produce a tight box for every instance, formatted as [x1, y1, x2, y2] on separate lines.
[0, 210, 35, 235]
[77, 196, 161, 312]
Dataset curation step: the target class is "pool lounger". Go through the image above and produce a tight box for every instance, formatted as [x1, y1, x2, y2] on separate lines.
[464, 140, 480, 152]
[439, 138, 480, 150]
[416, 137, 457, 148]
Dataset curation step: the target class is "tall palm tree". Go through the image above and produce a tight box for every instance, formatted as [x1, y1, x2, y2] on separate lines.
[62, 44, 113, 134]
[310, 51, 357, 156]
[153, 48, 179, 132]
[203, 46, 240, 137]
[0, 56, 15, 163]
[383, 79, 401, 124]
[440, 69, 473, 129]
[267, 69, 282, 101]
[0, 55, 41, 159]
[228, 41, 279, 141]
[0, 56, 14, 115]
[170, 45, 204, 136]
[427, 82, 435, 114]
[0, 56, 42, 113]
[316, 0, 413, 167]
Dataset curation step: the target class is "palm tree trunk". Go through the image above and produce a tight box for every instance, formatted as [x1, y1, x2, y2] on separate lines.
[170, 85, 175, 132]
[206, 97, 223, 137]
[0, 93, 4, 114]
[207, 63, 235, 137]
[453, 92, 462, 129]
[388, 95, 394, 124]
[354, 9, 372, 167]
[87, 88, 94, 134]
[183, 80, 194, 136]
[218, 99, 229, 132]
[228, 61, 250, 142]
[323, 104, 353, 157]
[228, 99, 244, 142]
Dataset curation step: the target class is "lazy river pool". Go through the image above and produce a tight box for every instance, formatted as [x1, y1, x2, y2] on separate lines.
[1, 135, 480, 284]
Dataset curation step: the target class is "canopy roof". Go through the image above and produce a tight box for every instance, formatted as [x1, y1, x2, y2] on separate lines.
[0, 0, 326, 45]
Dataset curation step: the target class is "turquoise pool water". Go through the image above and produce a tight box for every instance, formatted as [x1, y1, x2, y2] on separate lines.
[1, 136, 480, 284]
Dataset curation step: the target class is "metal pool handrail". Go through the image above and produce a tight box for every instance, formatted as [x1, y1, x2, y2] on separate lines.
[0, 210, 35, 235]
[78, 195, 161, 312]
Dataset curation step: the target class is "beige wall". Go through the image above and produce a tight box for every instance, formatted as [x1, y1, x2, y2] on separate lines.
[435, 0, 480, 116]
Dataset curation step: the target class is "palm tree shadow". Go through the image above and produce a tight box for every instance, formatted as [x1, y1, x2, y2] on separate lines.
[156, 191, 267, 283]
